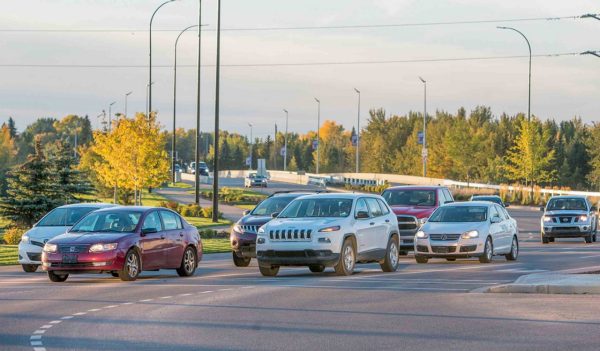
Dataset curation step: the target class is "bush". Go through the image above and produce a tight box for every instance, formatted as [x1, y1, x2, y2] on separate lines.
[201, 207, 223, 219]
[159, 201, 181, 213]
[181, 204, 203, 217]
[2, 227, 26, 245]
[199, 229, 229, 239]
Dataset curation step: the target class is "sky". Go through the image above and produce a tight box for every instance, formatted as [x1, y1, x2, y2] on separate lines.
[0, 0, 599, 139]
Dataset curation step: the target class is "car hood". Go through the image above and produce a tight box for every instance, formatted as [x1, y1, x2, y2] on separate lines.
[421, 221, 488, 234]
[391, 206, 436, 219]
[25, 226, 71, 241]
[267, 217, 342, 228]
[545, 210, 588, 216]
[49, 232, 133, 245]
[239, 215, 271, 226]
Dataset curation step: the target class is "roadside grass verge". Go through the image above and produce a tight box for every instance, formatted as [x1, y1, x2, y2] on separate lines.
[0, 245, 18, 266]
[202, 238, 230, 254]
[186, 217, 232, 229]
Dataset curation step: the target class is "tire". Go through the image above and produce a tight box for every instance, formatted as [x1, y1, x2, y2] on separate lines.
[380, 235, 400, 272]
[542, 235, 549, 244]
[585, 235, 593, 244]
[176, 246, 197, 277]
[415, 255, 428, 264]
[505, 236, 519, 261]
[232, 251, 251, 267]
[258, 262, 280, 276]
[48, 271, 68, 282]
[446, 258, 456, 262]
[309, 265, 325, 273]
[21, 264, 38, 273]
[334, 238, 355, 276]
[479, 237, 493, 263]
[398, 250, 408, 256]
[118, 250, 141, 281]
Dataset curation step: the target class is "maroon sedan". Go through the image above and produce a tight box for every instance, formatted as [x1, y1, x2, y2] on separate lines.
[41, 207, 203, 282]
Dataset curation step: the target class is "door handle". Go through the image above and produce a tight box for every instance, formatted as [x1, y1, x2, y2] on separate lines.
[370, 222, 375, 226]
[385, 219, 390, 223]
[179, 232, 184, 237]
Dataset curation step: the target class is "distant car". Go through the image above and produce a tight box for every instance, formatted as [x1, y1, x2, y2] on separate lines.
[188, 161, 209, 176]
[470, 195, 509, 207]
[42, 207, 202, 282]
[540, 196, 598, 244]
[381, 186, 455, 254]
[245, 173, 268, 188]
[414, 202, 519, 264]
[256, 193, 400, 276]
[174, 164, 182, 173]
[230, 191, 322, 267]
[18, 203, 117, 273]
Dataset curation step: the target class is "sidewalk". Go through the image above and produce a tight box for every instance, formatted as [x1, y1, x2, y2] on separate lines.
[155, 187, 244, 223]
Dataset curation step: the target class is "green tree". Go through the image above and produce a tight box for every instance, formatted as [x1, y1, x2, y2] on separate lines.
[46, 140, 94, 204]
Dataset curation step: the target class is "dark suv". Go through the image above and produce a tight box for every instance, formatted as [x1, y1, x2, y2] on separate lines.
[230, 191, 323, 267]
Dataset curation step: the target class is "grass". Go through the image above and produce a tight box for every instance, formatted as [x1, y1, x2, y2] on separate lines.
[168, 182, 193, 189]
[202, 238, 230, 254]
[0, 245, 18, 266]
[186, 217, 232, 229]
[236, 204, 256, 211]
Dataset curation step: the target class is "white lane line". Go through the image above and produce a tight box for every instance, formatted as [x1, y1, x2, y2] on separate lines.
[122, 302, 134, 305]
[88, 308, 101, 312]
[241, 286, 255, 289]
[40, 325, 53, 329]
[200, 290, 213, 294]
[30, 335, 42, 340]
[30, 341, 43, 346]
[580, 255, 600, 259]
[103, 305, 118, 309]
[49, 320, 61, 324]
[60, 316, 73, 320]
[33, 330, 46, 334]
[139, 299, 153, 302]
[33, 347, 46, 351]
[159, 296, 173, 299]
[218, 288, 233, 291]
[178, 293, 193, 297]
[73, 312, 86, 316]
[264, 284, 468, 292]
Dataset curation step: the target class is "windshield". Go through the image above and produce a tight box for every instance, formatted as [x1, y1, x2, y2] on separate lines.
[382, 190, 436, 207]
[472, 196, 503, 205]
[279, 198, 353, 218]
[38, 207, 99, 227]
[70, 210, 143, 233]
[547, 198, 587, 211]
[251, 197, 296, 216]
[429, 206, 488, 222]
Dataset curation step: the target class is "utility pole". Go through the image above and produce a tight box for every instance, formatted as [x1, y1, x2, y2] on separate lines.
[195, 0, 203, 205]
[248, 123, 253, 169]
[283, 109, 289, 171]
[274, 123, 278, 170]
[315, 97, 320, 174]
[419, 77, 427, 177]
[353, 88, 360, 173]
[108, 101, 116, 132]
[212, 0, 221, 223]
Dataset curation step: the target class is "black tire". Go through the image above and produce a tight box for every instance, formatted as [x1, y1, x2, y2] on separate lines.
[585, 235, 593, 244]
[479, 237, 493, 263]
[118, 250, 141, 281]
[309, 265, 325, 273]
[232, 251, 251, 267]
[48, 271, 68, 282]
[398, 250, 408, 256]
[21, 264, 38, 273]
[505, 236, 519, 261]
[542, 235, 549, 244]
[177, 246, 197, 277]
[380, 235, 400, 272]
[258, 262, 280, 276]
[415, 255, 428, 264]
[446, 258, 456, 262]
[334, 238, 355, 276]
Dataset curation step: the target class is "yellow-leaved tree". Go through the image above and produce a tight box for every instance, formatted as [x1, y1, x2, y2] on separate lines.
[86, 113, 169, 205]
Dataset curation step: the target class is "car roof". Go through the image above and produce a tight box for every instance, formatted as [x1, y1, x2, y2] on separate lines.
[92, 206, 169, 213]
[443, 201, 493, 207]
[471, 195, 501, 199]
[294, 192, 380, 200]
[385, 186, 446, 191]
[56, 203, 118, 209]
[549, 195, 587, 200]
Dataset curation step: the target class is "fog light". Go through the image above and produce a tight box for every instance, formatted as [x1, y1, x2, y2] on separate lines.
[318, 238, 331, 243]
[583, 226, 588, 231]
[257, 238, 265, 244]
[92, 262, 108, 267]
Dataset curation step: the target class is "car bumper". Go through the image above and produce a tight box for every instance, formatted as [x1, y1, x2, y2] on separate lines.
[257, 250, 340, 266]
[18, 243, 43, 265]
[414, 238, 484, 258]
[231, 231, 257, 258]
[42, 250, 125, 274]
[399, 229, 418, 250]
[542, 225, 592, 237]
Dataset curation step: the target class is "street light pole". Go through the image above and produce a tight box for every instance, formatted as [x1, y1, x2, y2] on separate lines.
[314, 98, 320, 174]
[108, 101, 116, 132]
[124, 91, 132, 117]
[353, 88, 360, 173]
[195, 0, 203, 205]
[419, 77, 427, 177]
[283, 109, 289, 171]
[498, 26, 532, 122]
[248, 123, 253, 170]
[212, 0, 221, 222]
[146, 82, 154, 117]
[149, 0, 176, 116]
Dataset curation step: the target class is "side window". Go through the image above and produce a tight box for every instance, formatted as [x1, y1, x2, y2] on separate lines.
[500, 206, 511, 219]
[438, 190, 448, 204]
[366, 198, 383, 217]
[355, 199, 370, 218]
[489, 206, 500, 220]
[444, 189, 454, 203]
[160, 211, 182, 230]
[495, 205, 507, 220]
[377, 199, 390, 215]
[142, 211, 163, 231]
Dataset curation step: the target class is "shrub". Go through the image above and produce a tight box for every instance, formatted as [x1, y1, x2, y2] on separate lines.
[3, 227, 26, 245]
[201, 207, 223, 219]
[159, 201, 181, 213]
[181, 204, 203, 217]
[199, 229, 229, 239]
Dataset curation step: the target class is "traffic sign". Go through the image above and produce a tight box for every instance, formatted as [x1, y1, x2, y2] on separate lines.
[421, 148, 428, 158]
[280, 147, 286, 156]
[351, 134, 358, 147]
[312, 140, 318, 150]
[418, 132, 424, 145]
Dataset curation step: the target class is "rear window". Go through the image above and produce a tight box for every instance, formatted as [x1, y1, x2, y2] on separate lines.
[429, 206, 488, 223]
[382, 190, 436, 207]
[472, 196, 503, 205]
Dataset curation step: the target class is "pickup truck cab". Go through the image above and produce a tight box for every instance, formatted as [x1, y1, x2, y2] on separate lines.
[381, 186, 454, 254]
[541, 195, 598, 244]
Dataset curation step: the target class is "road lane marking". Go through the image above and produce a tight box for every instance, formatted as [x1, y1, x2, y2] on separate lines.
[60, 316, 73, 320]
[33, 347, 46, 351]
[30, 341, 43, 346]
[33, 330, 45, 334]
[201, 290, 214, 294]
[30, 335, 42, 340]
[40, 325, 53, 329]
[73, 312, 86, 316]
[139, 299, 153, 302]
[49, 320, 61, 324]
[160, 296, 173, 299]
[103, 305, 118, 309]
[87, 308, 101, 312]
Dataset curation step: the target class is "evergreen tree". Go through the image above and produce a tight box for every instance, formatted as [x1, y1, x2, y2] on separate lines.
[47, 140, 94, 204]
[7, 117, 17, 139]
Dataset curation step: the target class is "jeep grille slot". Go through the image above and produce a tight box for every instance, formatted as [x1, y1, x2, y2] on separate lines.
[269, 228, 312, 241]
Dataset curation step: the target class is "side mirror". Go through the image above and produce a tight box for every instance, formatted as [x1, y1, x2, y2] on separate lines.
[504, 202, 510, 208]
[271, 212, 279, 218]
[540, 206, 545, 212]
[242, 210, 250, 216]
[591, 206, 597, 212]
[141, 227, 158, 235]
[491, 216, 502, 224]
[355, 211, 370, 219]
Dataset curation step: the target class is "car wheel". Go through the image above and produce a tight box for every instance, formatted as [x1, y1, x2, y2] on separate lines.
[309, 265, 325, 273]
[334, 238, 355, 276]
[177, 246, 197, 277]
[541, 234, 549, 244]
[118, 250, 141, 281]
[21, 264, 38, 273]
[380, 235, 400, 272]
[258, 262, 280, 276]
[415, 255, 428, 264]
[585, 235, 593, 244]
[505, 236, 519, 261]
[48, 271, 68, 282]
[479, 237, 493, 263]
[232, 251, 251, 267]
[446, 258, 456, 262]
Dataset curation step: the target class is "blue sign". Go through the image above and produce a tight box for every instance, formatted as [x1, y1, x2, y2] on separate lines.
[280, 147, 286, 156]
[351, 134, 358, 147]
[417, 132, 424, 145]
[312, 140, 318, 150]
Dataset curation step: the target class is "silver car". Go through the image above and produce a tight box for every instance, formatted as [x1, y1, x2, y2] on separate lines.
[414, 202, 519, 263]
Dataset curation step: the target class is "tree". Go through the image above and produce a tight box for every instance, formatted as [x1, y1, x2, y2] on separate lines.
[7, 117, 17, 139]
[46, 140, 94, 204]
[0, 124, 17, 195]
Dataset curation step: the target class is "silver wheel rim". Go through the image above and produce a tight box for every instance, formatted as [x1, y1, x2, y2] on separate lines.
[184, 249, 195, 273]
[390, 241, 399, 267]
[343, 245, 354, 271]
[127, 253, 138, 277]
[486, 240, 492, 260]
[512, 238, 518, 258]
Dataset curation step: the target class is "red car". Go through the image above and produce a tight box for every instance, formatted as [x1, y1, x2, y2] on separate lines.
[41, 207, 202, 282]
[381, 186, 455, 254]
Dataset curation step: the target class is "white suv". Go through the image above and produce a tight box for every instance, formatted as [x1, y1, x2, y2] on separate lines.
[256, 193, 400, 276]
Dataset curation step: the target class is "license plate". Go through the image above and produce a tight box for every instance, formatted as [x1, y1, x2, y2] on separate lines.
[62, 254, 78, 264]
[437, 247, 449, 253]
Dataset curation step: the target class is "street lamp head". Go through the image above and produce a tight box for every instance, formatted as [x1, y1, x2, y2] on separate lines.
[582, 50, 600, 58]
[354, 88, 360, 94]
[314, 97, 320, 103]
[283, 109, 288, 113]
[126, 91, 133, 96]
[581, 13, 600, 21]
[110, 101, 116, 106]
[419, 76, 426, 83]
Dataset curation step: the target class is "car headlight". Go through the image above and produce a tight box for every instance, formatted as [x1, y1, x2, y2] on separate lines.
[580, 215, 589, 222]
[21, 234, 30, 244]
[416, 230, 428, 239]
[461, 230, 479, 239]
[543, 216, 553, 222]
[233, 224, 243, 233]
[319, 226, 340, 233]
[257, 226, 265, 234]
[418, 218, 428, 225]
[43, 243, 57, 253]
[89, 243, 118, 253]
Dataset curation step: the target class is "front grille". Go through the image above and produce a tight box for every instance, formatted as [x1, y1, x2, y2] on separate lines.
[50, 262, 95, 268]
[241, 225, 260, 234]
[416, 245, 429, 253]
[259, 250, 331, 258]
[431, 246, 456, 254]
[558, 216, 573, 224]
[460, 245, 477, 252]
[31, 240, 45, 248]
[552, 227, 579, 232]
[58, 245, 89, 254]
[269, 229, 312, 241]
[397, 216, 417, 230]
[27, 252, 42, 261]
[430, 234, 460, 241]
